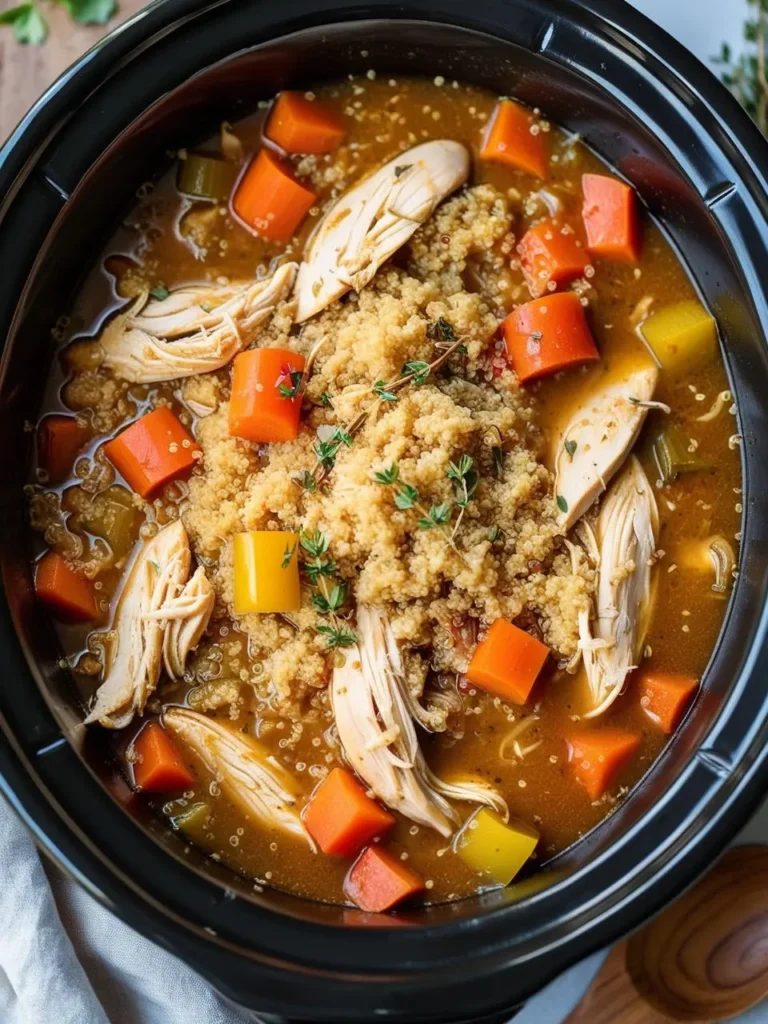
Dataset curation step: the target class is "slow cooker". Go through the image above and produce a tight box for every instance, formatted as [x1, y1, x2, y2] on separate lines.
[2, 1, 768, 1020]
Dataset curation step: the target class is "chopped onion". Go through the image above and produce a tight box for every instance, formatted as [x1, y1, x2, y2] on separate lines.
[709, 536, 735, 594]
[696, 390, 732, 423]
[499, 716, 541, 762]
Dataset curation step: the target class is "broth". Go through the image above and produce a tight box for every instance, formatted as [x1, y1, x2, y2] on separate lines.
[27, 74, 741, 908]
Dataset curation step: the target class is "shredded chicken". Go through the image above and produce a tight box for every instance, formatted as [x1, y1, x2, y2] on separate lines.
[555, 362, 659, 530]
[331, 606, 507, 836]
[163, 707, 313, 847]
[294, 140, 470, 322]
[84, 521, 214, 728]
[100, 262, 297, 383]
[578, 458, 659, 718]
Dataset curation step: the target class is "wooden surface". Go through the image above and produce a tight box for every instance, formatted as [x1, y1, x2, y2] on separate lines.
[0, 0, 144, 143]
[568, 847, 768, 1023]
[4, 13, 768, 1024]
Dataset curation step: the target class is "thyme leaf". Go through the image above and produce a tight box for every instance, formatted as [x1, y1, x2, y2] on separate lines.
[401, 360, 431, 385]
[556, 494, 569, 514]
[299, 529, 329, 559]
[394, 483, 420, 510]
[281, 543, 297, 569]
[373, 464, 400, 486]
[427, 316, 457, 343]
[418, 502, 452, 530]
[564, 439, 578, 460]
[278, 369, 304, 400]
[316, 624, 358, 649]
[149, 285, 170, 301]
[373, 380, 398, 402]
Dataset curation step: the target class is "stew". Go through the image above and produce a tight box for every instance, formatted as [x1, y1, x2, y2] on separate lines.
[27, 74, 741, 912]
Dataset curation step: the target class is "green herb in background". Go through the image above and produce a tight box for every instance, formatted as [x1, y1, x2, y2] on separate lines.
[0, 0, 116, 46]
[714, 0, 768, 132]
[0, 3, 47, 43]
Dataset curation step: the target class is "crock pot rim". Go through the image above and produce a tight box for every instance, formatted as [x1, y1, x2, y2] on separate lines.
[1, 1, 768, 1019]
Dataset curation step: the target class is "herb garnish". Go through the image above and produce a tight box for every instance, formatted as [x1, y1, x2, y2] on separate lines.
[427, 316, 458, 343]
[298, 530, 357, 649]
[401, 360, 431, 385]
[373, 456, 475, 556]
[312, 582, 348, 613]
[305, 324, 465, 486]
[564, 439, 578, 460]
[278, 369, 304, 400]
[319, 392, 333, 408]
[418, 502, 452, 531]
[492, 446, 504, 477]
[281, 542, 297, 569]
[301, 470, 317, 493]
[394, 165, 412, 178]
[316, 624, 358, 648]
[373, 381, 398, 402]
[149, 285, 170, 301]
[447, 454, 478, 537]
[556, 494, 569, 514]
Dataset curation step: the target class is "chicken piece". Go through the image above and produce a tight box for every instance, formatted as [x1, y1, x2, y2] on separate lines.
[332, 606, 507, 836]
[164, 707, 312, 847]
[84, 521, 214, 729]
[554, 363, 659, 531]
[294, 141, 470, 322]
[100, 262, 298, 383]
[578, 457, 659, 718]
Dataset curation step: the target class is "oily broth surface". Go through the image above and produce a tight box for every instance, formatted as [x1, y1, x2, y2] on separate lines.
[35, 75, 741, 904]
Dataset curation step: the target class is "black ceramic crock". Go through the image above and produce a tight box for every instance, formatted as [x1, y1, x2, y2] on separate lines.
[1, 1, 768, 1021]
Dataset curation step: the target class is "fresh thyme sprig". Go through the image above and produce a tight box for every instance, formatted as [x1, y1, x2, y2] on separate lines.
[298, 529, 356, 649]
[372, 456, 476, 556]
[446, 454, 478, 538]
[305, 321, 466, 486]
[714, 1, 768, 133]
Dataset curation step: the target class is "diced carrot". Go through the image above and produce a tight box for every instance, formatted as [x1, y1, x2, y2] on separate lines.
[266, 92, 346, 154]
[304, 768, 395, 856]
[466, 619, 550, 705]
[581, 173, 642, 262]
[344, 845, 425, 913]
[104, 407, 199, 498]
[567, 729, 642, 801]
[639, 672, 698, 734]
[232, 149, 316, 242]
[518, 221, 590, 296]
[132, 722, 195, 792]
[480, 99, 548, 178]
[37, 415, 90, 484]
[502, 291, 600, 382]
[35, 551, 99, 623]
[228, 347, 306, 443]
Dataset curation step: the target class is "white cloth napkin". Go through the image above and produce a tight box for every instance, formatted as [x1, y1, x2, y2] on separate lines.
[0, 795, 609, 1024]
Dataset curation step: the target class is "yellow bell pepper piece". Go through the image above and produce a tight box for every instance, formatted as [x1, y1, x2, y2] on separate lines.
[456, 809, 539, 885]
[641, 299, 717, 372]
[233, 530, 300, 614]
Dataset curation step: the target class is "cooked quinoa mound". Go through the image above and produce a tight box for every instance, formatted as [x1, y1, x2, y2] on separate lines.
[181, 187, 593, 715]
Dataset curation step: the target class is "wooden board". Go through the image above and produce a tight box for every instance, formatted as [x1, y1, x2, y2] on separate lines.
[0, 0, 144, 142]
